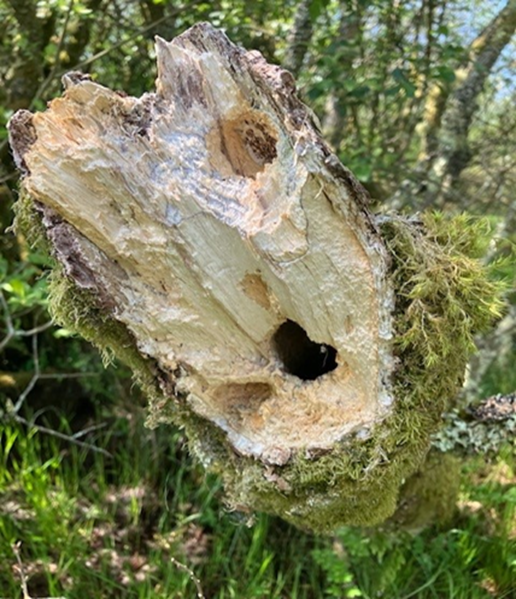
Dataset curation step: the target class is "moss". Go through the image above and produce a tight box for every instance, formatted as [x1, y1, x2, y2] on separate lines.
[387, 451, 461, 531]
[13, 189, 52, 256]
[16, 193, 506, 533]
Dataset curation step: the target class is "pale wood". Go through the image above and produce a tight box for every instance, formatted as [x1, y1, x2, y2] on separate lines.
[9, 23, 394, 466]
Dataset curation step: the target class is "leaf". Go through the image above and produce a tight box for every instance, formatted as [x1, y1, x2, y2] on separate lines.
[309, 0, 330, 21]
[392, 68, 416, 97]
[435, 65, 456, 83]
[350, 159, 372, 182]
[2, 279, 26, 299]
[347, 85, 371, 99]
[54, 327, 75, 339]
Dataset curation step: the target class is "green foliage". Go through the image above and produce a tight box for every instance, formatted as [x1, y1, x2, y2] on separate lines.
[1, 413, 515, 598]
[0, 417, 325, 598]
[1, 258, 49, 314]
[312, 547, 363, 597]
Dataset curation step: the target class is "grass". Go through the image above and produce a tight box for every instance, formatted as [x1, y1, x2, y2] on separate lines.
[0, 393, 515, 599]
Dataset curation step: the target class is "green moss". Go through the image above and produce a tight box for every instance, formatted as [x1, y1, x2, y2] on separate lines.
[13, 189, 52, 255]
[387, 451, 461, 531]
[16, 193, 506, 533]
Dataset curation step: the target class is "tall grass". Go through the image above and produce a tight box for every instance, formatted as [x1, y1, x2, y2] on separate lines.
[1, 399, 515, 598]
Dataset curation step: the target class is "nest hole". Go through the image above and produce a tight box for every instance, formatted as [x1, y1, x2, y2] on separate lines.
[272, 320, 338, 381]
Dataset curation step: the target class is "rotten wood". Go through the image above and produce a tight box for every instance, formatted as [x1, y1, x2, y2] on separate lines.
[8, 23, 395, 466]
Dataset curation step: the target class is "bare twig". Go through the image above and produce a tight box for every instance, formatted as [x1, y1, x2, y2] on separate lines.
[0, 290, 16, 352]
[11, 334, 40, 414]
[11, 541, 66, 599]
[0, 171, 19, 184]
[18, 321, 55, 337]
[170, 556, 205, 599]
[0, 290, 53, 351]
[0, 309, 111, 457]
[38, 372, 99, 380]
[12, 541, 30, 599]
[72, 421, 109, 439]
[9, 414, 113, 457]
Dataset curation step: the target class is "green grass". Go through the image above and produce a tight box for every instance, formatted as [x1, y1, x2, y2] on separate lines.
[1, 401, 515, 599]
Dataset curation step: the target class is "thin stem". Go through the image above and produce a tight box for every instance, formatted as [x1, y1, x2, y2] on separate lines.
[170, 557, 206, 599]
[11, 414, 112, 457]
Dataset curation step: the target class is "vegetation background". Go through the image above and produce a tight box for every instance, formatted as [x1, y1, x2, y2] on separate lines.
[0, 0, 515, 597]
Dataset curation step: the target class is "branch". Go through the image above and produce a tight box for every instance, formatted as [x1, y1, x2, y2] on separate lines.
[170, 557, 205, 599]
[440, 0, 516, 192]
[283, 0, 314, 78]
[433, 393, 516, 455]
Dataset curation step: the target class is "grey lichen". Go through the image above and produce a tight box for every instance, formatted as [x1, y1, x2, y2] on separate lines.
[433, 410, 516, 454]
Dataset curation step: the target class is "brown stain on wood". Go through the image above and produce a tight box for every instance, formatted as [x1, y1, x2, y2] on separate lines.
[206, 109, 278, 179]
[239, 272, 271, 310]
[213, 382, 272, 430]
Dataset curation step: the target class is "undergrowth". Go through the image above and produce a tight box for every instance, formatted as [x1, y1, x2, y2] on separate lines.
[0, 405, 515, 598]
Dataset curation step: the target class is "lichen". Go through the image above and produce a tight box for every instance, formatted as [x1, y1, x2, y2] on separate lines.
[433, 409, 516, 454]
[15, 192, 506, 533]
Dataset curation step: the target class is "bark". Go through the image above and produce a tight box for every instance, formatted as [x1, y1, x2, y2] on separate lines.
[283, 0, 314, 78]
[7, 24, 501, 532]
[400, 0, 516, 209]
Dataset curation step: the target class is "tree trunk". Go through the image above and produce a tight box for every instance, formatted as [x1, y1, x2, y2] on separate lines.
[8, 23, 503, 532]
[283, 0, 314, 78]
[397, 0, 516, 209]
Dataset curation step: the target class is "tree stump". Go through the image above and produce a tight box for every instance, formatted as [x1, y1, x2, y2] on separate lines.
[8, 23, 502, 532]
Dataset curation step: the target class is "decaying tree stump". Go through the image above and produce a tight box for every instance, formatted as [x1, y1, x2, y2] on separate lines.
[8, 23, 503, 532]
